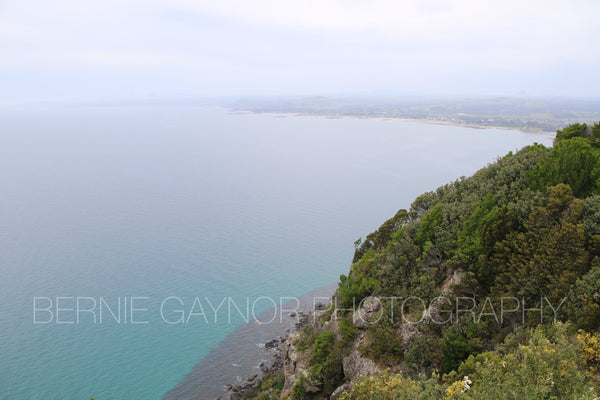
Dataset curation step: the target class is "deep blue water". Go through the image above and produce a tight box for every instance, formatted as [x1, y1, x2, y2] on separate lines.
[0, 106, 554, 400]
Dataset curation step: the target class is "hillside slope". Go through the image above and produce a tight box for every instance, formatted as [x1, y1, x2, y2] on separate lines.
[244, 122, 600, 400]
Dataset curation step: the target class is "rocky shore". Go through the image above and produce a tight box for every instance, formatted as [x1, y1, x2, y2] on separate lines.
[160, 285, 336, 400]
[218, 308, 319, 400]
[219, 336, 286, 400]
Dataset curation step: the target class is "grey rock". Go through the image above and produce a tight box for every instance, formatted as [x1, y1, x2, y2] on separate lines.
[259, 361, 269, 373]
[330, 383, 353, 400]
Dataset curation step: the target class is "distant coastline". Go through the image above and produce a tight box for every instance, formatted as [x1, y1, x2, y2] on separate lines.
[229, 96, 600, 134]
[228, 108, 558, 134]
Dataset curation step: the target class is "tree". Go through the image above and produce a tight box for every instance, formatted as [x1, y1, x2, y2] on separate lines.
[563, 266, 600, 331]
[491, 184, 590, 313]
[554, 122, 589, 143]
[529, 137, 600, 197]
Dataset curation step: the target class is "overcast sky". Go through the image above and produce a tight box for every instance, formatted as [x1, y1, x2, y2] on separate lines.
[1, 0, 599, 103]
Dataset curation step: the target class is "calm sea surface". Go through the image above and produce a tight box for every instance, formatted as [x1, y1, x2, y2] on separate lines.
[0, 106, 554, 400]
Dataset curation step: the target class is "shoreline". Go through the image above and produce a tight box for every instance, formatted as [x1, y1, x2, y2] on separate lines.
[161, 283, 336, 400]
[227, 108, 559, 134]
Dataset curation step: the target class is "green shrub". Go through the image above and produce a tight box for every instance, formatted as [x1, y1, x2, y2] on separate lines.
[337, 272, 381, 310]
[358, 325, 404, 367]
[242, 371, 285, 400]
[295, 324, 318, 351]
[338, 316, 358, 348]
[290, 375, 307, 400]
[307, 331, 344, 396]
[416, 204, 443, 245]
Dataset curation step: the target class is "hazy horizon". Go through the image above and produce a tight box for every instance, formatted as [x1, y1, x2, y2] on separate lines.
[1, 0, 599, 105]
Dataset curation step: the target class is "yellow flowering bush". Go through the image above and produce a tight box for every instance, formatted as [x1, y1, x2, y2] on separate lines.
[444, 376, 472, 399]
[578, 330, 600, 374]
[339, 324, 599, 400]
[338, 371, 445, 400]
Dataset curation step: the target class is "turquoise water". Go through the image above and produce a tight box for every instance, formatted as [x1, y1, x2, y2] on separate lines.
[0, 106, 554, 400]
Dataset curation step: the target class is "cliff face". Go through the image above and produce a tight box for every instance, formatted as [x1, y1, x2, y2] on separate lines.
[278, 280, 458, 399]
[280, 305, 383, 399]
[281, 332, 310, 398]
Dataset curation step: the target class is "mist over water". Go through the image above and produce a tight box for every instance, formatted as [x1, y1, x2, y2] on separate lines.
[0, 106, 553, 400]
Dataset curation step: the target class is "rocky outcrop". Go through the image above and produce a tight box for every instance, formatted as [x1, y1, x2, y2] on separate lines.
[279, 301, 384, 399]
[342, 336, 381, 382]
[329, 383, 352, 400]
[351, 296, 382, 329]
[441, 269, 465, 295]
[343, 300, 383, 385]
[273, 271, 467, 399]
[281, 332, 311, 398]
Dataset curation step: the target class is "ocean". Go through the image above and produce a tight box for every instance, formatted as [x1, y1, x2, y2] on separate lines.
[0, 105, 554, 400]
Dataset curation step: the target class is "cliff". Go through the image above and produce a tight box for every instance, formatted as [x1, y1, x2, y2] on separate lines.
[242, 122, 600, 400]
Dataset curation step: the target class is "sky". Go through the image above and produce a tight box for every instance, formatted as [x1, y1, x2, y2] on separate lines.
[1, 0, 599, 103]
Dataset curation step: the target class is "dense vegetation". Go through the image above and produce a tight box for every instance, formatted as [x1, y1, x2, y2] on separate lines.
[275, 122, 600, 399]
[341, 324, 599, 400]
